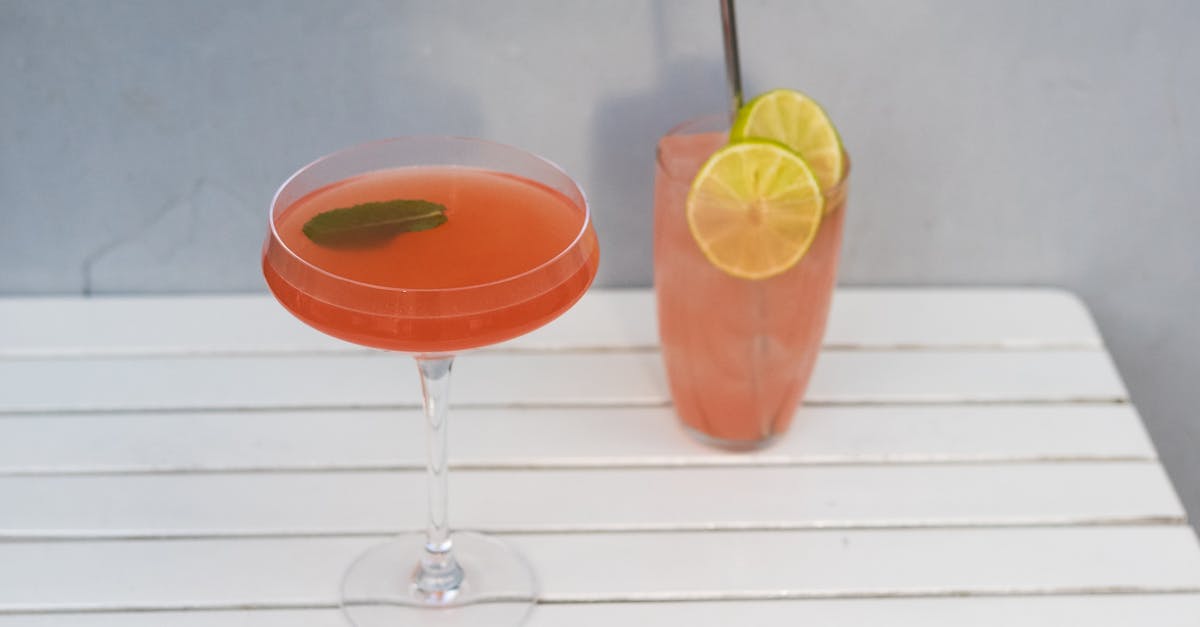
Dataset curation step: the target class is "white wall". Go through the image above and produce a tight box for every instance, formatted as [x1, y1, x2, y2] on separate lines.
[2, 0, 1198, 523]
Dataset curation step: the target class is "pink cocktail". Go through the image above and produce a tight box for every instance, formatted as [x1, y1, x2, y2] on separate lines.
[654, 115, 848, 448]
[263, 137, 599, 627]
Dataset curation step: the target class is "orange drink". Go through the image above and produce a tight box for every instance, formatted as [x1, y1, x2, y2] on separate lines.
[265, 165, 598, 354]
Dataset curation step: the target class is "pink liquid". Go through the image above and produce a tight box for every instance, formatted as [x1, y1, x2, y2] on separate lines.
[654, 130, 847, 446]
[264, 167, 599, 353]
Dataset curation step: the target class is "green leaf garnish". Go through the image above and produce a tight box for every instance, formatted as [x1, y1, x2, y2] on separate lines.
[302, 199, 447, 247]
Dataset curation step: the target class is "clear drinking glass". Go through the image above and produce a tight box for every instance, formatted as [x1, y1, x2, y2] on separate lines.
[262, 137, 600, 626]
[653, 114, 848, 449]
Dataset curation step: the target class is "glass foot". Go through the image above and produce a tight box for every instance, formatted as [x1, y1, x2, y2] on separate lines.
[341, 532, 538, 627]
[682, 423, 780, 451]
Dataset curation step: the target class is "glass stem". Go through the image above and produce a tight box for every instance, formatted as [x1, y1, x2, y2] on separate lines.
[413, 356, 464, 599]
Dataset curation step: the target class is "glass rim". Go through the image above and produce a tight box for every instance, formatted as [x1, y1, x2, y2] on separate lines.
[267, 135, 594, 295]
[656, 112, 851, 192]
[655, 113, 733, 178]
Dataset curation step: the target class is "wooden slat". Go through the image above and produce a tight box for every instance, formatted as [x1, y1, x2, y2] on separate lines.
[538, 596, 1200, 627]
[0, 350, 1125, 414]
[824, 288, 1101, 349]
[0, 463, 1182, 539]
[0, 528, 1197, 612]
[0, 288, 1101, 358]
[5, 595, 1200, 627]
[0, 404, 1155, 475]
[524, 528, 1200, 601]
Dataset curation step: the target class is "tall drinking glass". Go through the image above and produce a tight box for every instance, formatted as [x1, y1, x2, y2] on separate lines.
[262, 137, 599, 626]
[653, 114, 848, 449]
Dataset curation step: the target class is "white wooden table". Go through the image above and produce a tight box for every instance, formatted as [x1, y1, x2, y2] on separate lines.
[1, 288, 1198, 625]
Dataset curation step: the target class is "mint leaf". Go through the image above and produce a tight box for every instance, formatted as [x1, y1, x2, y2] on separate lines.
[302, 199, 447, 247]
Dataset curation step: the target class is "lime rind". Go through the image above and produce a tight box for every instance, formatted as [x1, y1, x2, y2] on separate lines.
[730, 88, 846, 196]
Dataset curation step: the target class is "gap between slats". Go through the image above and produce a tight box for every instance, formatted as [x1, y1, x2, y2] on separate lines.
[0, 342, 1111, 361]
[0, 455, 1159, 477]
[0, 397, 1132, 417]
[5, 594, 1200, 626]
[3, 587, 1200, 616]
[0, 519, 1191, 543]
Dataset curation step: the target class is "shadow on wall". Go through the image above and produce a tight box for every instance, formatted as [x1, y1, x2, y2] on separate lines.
[1, 1, 493, 294]
[83, 69, 484, 294]
[588, 1, 727, 286]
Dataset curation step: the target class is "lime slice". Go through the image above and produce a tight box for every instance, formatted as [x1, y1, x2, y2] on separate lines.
[730, 88, 845, 197]
[686, 140, 824, 280]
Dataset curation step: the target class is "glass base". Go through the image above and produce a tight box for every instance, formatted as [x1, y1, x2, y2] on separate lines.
[682, 423, 780, 451]
[341, 532, 538, 627]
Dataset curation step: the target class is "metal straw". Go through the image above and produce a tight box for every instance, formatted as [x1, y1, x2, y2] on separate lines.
[720, 0, 744, 113]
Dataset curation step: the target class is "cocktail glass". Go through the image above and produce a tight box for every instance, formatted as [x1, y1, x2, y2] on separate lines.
[653, 114, 848, 449]
[262, 137, 600, 626]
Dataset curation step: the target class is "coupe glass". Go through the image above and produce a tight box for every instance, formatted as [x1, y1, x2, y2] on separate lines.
[262, 137, 600, 626]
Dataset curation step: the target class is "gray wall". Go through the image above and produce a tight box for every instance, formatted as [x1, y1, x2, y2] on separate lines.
[3, 1, 1198, 521]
